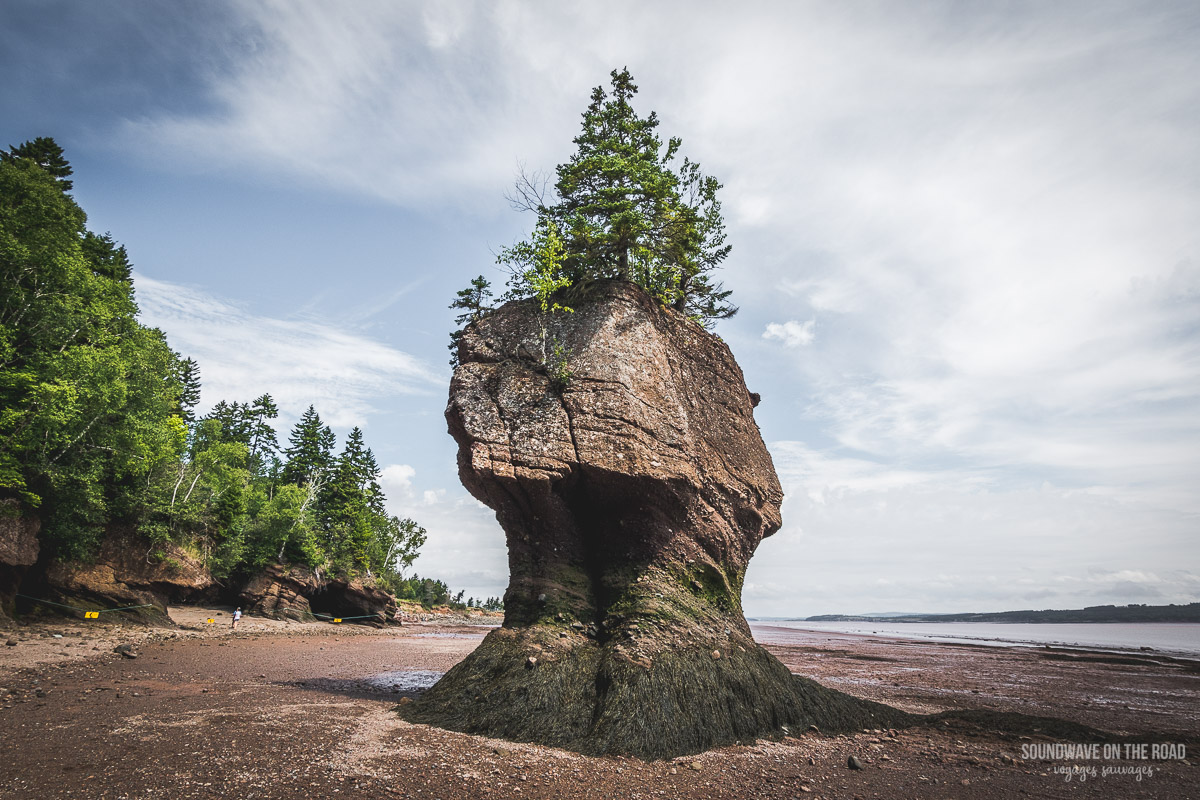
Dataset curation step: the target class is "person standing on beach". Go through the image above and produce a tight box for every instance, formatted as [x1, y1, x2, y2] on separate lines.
[232, 607, 242, 630]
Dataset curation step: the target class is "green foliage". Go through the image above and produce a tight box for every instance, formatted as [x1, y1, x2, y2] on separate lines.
[0, 139, 186, 557]
[280, 405, 335, 486]
[491, 220, 576, 387]
[2, 136, 73, 191]
[547, 338, 573, 391]
[446, 69, 736, 383]
[499, 219, 573, 314]
[504, 68, 737, 325]
[1, 137, 436, 597]
[176, 357, 201, 422]
[388, 574, 450, 608]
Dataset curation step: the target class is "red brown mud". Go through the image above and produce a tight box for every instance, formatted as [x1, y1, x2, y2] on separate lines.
[1, 610, 1195, 799]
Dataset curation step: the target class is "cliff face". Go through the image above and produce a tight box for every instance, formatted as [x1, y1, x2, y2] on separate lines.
[43, 527, 216, 619]
[405, 281, 904, 758]
[0, 501, 40, 625]
[239, 564, 399, 625]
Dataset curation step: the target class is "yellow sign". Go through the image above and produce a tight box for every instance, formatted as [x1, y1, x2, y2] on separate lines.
[84, 611, 99, 619]
[206, 618, 215, 624]
[333, 618, 342, 623]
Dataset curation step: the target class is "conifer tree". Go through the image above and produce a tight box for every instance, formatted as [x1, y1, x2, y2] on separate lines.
[177, 358, 201, 423]
[447, 275, 494, 366]
[489, 68, 737, 325]
[2, 136, 73, 190]
[281, 405, 335, 486]
[247, 393, 280, 467]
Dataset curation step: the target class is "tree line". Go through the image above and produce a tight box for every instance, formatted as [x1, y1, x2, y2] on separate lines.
[0, 137, 432, 596]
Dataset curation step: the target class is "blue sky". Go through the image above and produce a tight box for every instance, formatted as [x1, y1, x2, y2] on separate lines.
[3, 1, 1198, 614]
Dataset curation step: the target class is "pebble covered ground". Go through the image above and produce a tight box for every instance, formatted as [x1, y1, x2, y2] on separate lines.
[0, 608, 1195, 799]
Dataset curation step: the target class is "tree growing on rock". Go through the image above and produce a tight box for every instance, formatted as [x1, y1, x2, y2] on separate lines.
[449, 67, 736, 367]
[448, 275, 494, 367]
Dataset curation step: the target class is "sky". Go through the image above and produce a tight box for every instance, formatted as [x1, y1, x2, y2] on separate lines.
[2, 0, 1197, 615]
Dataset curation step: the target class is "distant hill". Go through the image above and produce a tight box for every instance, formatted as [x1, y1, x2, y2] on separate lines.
[804, 603, 1200, 624]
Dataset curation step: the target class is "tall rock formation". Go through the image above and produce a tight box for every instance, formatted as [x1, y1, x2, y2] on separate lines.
[403, 281, 906, 757]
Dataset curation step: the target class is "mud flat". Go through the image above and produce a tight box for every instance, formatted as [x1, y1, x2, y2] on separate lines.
[0, 608, 1195, 799]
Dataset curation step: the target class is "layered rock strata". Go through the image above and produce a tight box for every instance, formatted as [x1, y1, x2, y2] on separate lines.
[403, 281, 906, 757]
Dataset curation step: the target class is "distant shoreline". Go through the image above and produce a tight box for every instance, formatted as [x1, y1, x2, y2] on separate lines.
[752, 602, 1200, 625]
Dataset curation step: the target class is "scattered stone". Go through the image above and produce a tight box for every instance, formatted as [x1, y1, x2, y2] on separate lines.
[711, 649, 721, 660]
[113, 644, 138, 659]
[52, 634, 63, 639]
[847, 756, 864, 770]
[5, 640, 15, 647]
[525, 656, 538, 668]
[689, 761, 703, 772]
[961, 779, 971, 786]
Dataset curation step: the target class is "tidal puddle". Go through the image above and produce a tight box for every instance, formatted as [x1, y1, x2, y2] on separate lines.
[411, 632, 487, 639]
[365, 670, 444, 692]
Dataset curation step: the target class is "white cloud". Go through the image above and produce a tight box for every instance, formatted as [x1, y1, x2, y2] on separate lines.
[134, 273, 443, 428]
[380, 464, 416, 493]
[111, 2, 1200, 613]
[743, 441, 1200, 616]
[121, 2, 615, 210]
[763, 319, 816, 348]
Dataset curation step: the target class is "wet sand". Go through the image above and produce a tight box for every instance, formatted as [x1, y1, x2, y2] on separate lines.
[1, 609, 1196, 799]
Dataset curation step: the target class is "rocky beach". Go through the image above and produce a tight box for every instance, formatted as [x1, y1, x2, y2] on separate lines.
[1, 607, 1195, 799]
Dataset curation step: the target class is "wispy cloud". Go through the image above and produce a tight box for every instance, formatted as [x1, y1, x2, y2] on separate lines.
[134, 273, 443, 428]
[121, 2, 614, 210]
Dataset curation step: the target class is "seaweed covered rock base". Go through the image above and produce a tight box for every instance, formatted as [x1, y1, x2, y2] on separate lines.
[403, 281, 907, 757]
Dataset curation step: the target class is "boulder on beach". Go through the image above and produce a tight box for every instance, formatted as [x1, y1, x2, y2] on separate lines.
[402, 281, 908, 758]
